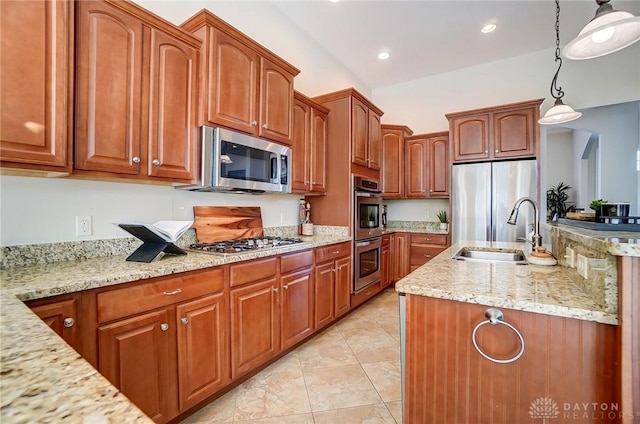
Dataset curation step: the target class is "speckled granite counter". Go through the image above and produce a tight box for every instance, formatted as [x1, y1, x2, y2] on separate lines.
[0, 233, 350, 423]
[395, 240, 618, 325]
[544, 222, 640, 257]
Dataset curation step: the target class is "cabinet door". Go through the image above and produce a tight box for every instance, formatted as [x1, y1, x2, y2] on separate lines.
[209, 30, 259, 134]
[405, 138, 427, 198]
[367, 110, 382, 170]
[391, 233, 410, 282]
[98, 309, 172, 423]
[146, 27, 198, 181]
[351, 98, 369, 167]
[0, 0, 71, 169]
[381, 129, 404, 198]
[451, 114, 490, 162]
[75, 0, 143, 174]
[310, 108, 328, 193]
[428, 135, 449, 197]
[176, 292, 230, 411]
[259, 57, 294, 144]
[314, 261, 335, 329]
[230, 278, 279, 379]
[281, 268, 314, 349]
[29, 297, 78, 351]
[381, 243, 391, 288]
[291, 98, 311, 193]
[493, 108, 535, 159]
[334, 256, 352, 318]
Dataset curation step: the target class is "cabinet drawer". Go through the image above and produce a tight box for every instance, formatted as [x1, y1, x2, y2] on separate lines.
[230, 257, 277, 287]
[410, 233, 448, 246]
[315, 241, 351, 263]
[281, 249, 313, 274]
[410, 246, 446, 266]
[98, 268, 225, 323]
[350, 280, 382, 309]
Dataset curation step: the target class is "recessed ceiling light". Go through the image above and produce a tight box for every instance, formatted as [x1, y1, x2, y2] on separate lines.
[481, 23, 497, 34]
[329, 0, 340, 3]
[378, 51, 390, 60]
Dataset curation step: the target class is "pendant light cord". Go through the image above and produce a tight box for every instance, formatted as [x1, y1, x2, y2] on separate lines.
[550, 0, 565, 101]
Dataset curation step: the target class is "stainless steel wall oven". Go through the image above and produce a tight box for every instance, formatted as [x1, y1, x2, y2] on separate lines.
[353, 176, 383, 293]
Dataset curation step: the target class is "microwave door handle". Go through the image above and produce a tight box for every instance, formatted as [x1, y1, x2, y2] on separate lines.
[270, 154, 277, 182]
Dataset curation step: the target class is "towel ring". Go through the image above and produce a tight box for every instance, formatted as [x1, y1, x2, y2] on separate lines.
[471, 308, 525, 364]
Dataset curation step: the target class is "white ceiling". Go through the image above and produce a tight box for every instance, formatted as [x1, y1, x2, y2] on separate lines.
[269, 0, 640, 90]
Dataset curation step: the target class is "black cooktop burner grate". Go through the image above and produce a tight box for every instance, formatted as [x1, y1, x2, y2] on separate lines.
[190, 236, 304, 254]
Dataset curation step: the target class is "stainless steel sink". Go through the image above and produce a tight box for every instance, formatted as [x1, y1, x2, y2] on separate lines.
[452, 247, 527, 265]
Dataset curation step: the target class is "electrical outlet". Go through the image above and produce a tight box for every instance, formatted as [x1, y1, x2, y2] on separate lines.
[565, 247, 576, 268]
[76, 216, 92, 236]
[576, 254, 588, 279]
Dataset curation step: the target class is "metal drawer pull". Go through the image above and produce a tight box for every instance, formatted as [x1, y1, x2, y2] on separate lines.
[160, 323, 169, 331]
[471, 308, 525, 364]
[283, 285, 289, 290]
[181, 317, 189, 325]
[162, 288, 183, 296]
[332, 250, 341, 254]
[63, 317, 75, 328]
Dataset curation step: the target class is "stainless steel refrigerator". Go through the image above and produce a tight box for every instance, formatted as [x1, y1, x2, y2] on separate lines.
[451, 159, 538, 245]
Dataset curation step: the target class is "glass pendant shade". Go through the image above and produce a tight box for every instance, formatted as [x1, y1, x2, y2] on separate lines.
[538, 99, 582, 125]
[563, 8, 640, 60]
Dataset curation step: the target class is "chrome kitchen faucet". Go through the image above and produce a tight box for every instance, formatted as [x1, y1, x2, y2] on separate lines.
[507, 197, 542, 249]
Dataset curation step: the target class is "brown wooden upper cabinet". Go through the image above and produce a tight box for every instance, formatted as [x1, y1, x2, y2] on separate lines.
[446, 99, 543, 163]
[313, 88, 384, 175]
[0, 0, 73, 174]
[291, 91, 329, 194]
[181, 11, 300, 145]
[381, 125, 413, 199]
[75, 0, 201, 183]
[406, 131, 450, 198]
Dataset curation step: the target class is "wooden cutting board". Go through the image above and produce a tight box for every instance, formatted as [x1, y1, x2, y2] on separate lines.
[192, 206, 264, 243]
[566, 212, 596, 221]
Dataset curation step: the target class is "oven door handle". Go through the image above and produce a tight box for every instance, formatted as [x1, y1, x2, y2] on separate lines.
[356, 240, 372, 247]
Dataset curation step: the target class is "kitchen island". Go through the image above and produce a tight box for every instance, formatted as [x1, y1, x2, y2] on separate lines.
[396, 233, 639, 424]
[0, 233, 350, 423]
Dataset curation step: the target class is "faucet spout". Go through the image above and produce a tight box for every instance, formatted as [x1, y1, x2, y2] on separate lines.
[506, 197, 542, 249]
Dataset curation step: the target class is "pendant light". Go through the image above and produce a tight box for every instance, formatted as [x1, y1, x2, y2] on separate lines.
[563, 0, 640, 60]
[539, 0, 582, 125]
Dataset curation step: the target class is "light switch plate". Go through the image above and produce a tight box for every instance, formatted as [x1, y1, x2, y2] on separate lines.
[565, 247, 575, 268]
[576, 254, 588, 279]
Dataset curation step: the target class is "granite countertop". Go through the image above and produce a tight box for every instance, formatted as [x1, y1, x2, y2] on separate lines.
[0, 234, 350, 423]
[545, 222, 640, 257]
[395, 240, 618, 325]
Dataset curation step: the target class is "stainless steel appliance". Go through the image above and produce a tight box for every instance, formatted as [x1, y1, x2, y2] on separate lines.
[190, 236, 306, 255]
[451, 159, 538, 245]
[353, 176, 383, 293]
[177, 126, 291, 194]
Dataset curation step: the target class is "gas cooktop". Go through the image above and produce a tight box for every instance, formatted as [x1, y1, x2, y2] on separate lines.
[190, 236, 306, 255]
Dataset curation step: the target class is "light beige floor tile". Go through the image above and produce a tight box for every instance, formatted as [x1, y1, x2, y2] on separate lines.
[313, 403, 397, 424]
[342, 327, 400, 363]
[233, 413, 315, 423]
[297, 330, 359, 371]
[381, 323, 401, 343]
[233, 357, 311, 421]
[361, 361, 401, 402]
[180, 390, 236, 423]
[303, 364, 382, 412]
[385, 400, 403, 423]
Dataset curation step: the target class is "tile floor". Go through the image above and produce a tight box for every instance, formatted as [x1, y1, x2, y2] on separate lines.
[180, 288, 402, 424]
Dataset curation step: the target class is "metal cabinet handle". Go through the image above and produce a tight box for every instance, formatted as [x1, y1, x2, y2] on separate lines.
[162, 288, 183, 296]
[251, 120, 258, 126]
[132, 156, 141, 164]
[332, 269, 336, 273]
[484, 150, 488, 154]
[283, 285, 289, 290]
[63, 317, 74, 328]
[152, 159, 161, 166]
[332, 250, 341, 254]
[181, 317, 189, 325]
[273, 287, 279, 292]
[471, 308, 525, 364]
[160, 323, 169, 332]
[424, 254, 432, 258]
[262, 124, 267, 129]
[495, 150, 499, 153]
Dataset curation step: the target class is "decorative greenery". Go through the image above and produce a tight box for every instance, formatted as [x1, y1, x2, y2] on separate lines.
[546, 182, 573, 220]
[436, 210, 448, 223]
[589, 199, 606, 211]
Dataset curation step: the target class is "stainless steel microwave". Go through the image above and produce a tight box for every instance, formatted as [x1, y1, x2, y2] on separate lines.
[177, 126, 291, 194]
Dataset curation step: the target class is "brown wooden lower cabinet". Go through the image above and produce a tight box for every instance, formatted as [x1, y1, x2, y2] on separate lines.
[176, 292, 229, 411]
[28, 294, 80, 352]
[404, 295, 619, 424]
[391, 233, 410, 282]
[98, 309, 174, 423]
[409, 233, 449, 272]
[381, 235, 391, 288]
[281, 266, 314, 349]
